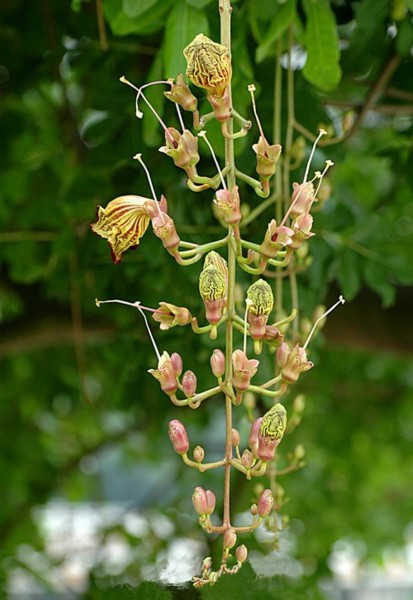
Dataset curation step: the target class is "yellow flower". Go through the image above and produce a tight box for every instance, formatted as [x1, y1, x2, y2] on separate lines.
[91, 195, 150, 263]
[184, 34, 231, 97]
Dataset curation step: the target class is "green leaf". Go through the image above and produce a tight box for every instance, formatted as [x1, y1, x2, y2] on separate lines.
[142, 50, 165, 148]
[337, 249, 362, 300]
[255, 0, 296, 63]
[363, 261, 396, 308]
[302, 0, 342, 91]
[163, 1, 209, 78]
[123, 0, 159, 18]
[396, 17, 413, 57]
[185, 0, 213, 8]
[107, 583, 172, 600]
[103, 0, 174, 35]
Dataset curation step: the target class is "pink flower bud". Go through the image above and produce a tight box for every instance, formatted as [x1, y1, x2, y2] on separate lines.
[223, 528, 237, 550]
[257, 434, 278, 462]
[257, 489, 274, 517]
[263, 325, 284, 346]
[210, 349, 225, 378]
[247, 312, 269, 340]
[193, 445, 205, 463]
[249, 417, 263, 457]
[231, 428, 240, 447]
[236, 544, 248, 564]
[170, 352, 183, 377]
[182, 370, 197, 397]
[168, 419, 189, 455]
[241, 449, 254, 469]
[192, 486, 216, 516]
[148, 351, 178, 394]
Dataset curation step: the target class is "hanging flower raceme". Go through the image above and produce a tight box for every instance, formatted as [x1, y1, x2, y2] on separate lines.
[277, 343, 314, 384]
[246, 279, 274, 340]
[91, 195, 151, 264]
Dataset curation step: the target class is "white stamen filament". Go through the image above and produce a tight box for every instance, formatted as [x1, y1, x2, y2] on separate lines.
[133, 154, 165, 224]
[96, 298, 161, 360]
[314, 160, 334, 197]
[175, 102, 185, 132]
[248, 84, 265, 142]
[120, 76, 175, 146]
[303, 295, 345, 350]
[303, 129, 327, 184]
[198, 130, 227, 190]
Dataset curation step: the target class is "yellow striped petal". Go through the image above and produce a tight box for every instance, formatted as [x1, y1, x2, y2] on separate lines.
[91, 195, 150, 263]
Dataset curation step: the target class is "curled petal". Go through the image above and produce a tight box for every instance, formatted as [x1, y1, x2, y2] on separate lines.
[91, 195, 150, 263]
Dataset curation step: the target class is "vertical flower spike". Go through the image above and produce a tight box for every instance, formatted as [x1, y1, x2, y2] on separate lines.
[246, 279, 274, 341]
[199, 252, 228, 325]
[91, 195, 151, 264]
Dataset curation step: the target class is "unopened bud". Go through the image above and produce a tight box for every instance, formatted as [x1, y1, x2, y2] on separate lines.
[171, 352, 183, 377]
[192, 486, 216, 516]
[257, 489, 274, 518]
[199, 261, 227, 324]
[210, 349, 225, 378]
[182, 370, 197, 397]
[247, 279, 274, 316]
[236, 544, 248, 564]
[193, 445, 205, 463]
[294, 443, 305, 460]
[241, 449, 254, 469]
[231, 428, 240, 447]
[223, 528, 237, 550]
[168, 420, 189, 455]
[249, 417, 263, 457]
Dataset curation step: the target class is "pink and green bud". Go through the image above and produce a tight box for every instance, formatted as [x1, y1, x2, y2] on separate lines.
[262, 324, 284, 347]
[192, 486, 216, 516]
[159, 128, 200, 172]
[252, 137, 282, 181]
[248, 417, 263, 457]
[231, 428, 240, 447]
[170, 352, 183, 377]
[236, 544, 248, 564]
[223, 528, 237, 550]
[260, 219, 294, 259]
[277, 343, 314, 384]
[214, 185, 241, 226]
[241, 449, 254, 469]
[193, 445, 205, 463]
[290, 181, 316, 220]
[148, 351, 178, 394]
[210, 349, 225, 378]
[199, 259, 227, 325]
[247, 279, 274, 317]
[168, 419, 189, 455]
[232, 350, 259, 392]
[164, 74, 198, 112]
[289, 213, 315, 250]
[257, 403, 287, 461]
[152, 302, 192, 331]
[257, 434, 278, 462]
[182, 370, 197, 397]
[257, 489, 274, 517]
[247, 312, 269, 341]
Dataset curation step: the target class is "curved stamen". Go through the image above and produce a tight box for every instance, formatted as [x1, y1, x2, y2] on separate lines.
[248, 84, 266, 143]
[303, 128, 327, 184]
[303, 295, 345, 350]
[198, 130, 227, 190]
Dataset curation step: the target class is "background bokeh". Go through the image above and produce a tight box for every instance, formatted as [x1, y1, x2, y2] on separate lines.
[1, 0, 413, 598]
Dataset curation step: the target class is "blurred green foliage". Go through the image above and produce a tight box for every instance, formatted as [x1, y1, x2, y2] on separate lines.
[1, 0, 413, 597]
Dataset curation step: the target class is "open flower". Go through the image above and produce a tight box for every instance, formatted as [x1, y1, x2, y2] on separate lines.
[152, 302, 192, 330]
[232, 350, 259, 392]
[277, 342, 314, 384]
[164, 74, 198, 112]
[91, 195, 151, 264]
[148, 351, 179, 394]
[290, 181, 316, 219]
[260, 219, 294, 259]
[159, 128, 200, 174]
[253, 137, 282, 181]
[184, 34, 231, 98]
